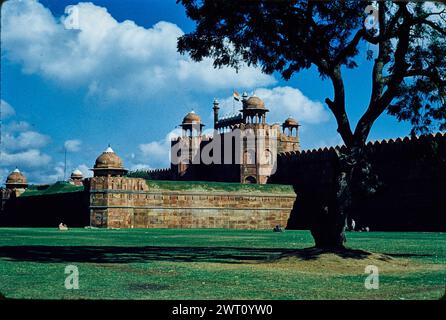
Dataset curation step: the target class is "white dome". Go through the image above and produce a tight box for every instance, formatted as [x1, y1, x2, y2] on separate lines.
[71, 169, 83, 179]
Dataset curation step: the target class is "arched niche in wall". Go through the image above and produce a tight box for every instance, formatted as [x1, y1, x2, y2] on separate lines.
[245, 176, 257, 184]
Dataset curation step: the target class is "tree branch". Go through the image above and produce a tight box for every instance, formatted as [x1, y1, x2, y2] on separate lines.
[405, 68, 446, 85]
[353, 2, 411, 145]
[421, 20, 446, 37]
[325, 67, 354, 147]
[332, 29, 365, 67]
[414, 17, 446, 37]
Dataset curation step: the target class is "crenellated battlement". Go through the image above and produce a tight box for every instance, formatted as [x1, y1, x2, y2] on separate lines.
[270, 131, 446, 231]
[127, 168, 173, 180]
[278, 132, 446, 162]
[89, 176, 149, 191]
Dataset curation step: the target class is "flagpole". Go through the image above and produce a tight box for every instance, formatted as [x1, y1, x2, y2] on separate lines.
[64, 147, 67, 181]
[232, 89, 235, 114]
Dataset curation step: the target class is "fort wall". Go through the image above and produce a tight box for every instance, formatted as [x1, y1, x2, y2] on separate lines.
[89, 177, 295, 229]
[268, 133, 446, 231]
[0, 191, 90, 227]
[2, 132, 444, 231]
[133, 168, 173, 180]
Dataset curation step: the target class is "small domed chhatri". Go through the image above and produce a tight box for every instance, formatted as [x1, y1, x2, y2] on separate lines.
[92, 145, 128, 177]
[5, 168, 28, 189]
[240, 94, 269, 124]
[245, 96, 266, 110]
[71, 169, 83, 179]
[180, 110, 205, 136]
[182, 111, 202, 125]
[70, 169, 84, 186]
[283, 116, 299, 127]
[282, 116, 299, 138]
[94, 146, 124, 169]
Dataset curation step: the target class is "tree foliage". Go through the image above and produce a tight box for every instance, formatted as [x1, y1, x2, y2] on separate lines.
[178, 0, 446, 145]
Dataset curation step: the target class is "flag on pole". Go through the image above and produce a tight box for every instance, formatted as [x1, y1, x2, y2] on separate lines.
[233, 90, 240, 101]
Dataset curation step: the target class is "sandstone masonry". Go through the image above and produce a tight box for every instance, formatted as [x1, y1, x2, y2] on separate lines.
[89, 177, 295, 229]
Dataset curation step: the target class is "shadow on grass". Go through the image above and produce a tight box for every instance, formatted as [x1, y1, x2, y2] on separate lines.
[0, 245, 375, 264]
[383, 253, 435, 258]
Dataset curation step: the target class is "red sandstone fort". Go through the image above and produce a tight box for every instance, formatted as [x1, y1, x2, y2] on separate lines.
[1, 94, 445, 231]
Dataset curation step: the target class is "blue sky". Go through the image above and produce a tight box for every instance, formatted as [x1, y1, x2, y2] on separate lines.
[1, 0, 413, 184]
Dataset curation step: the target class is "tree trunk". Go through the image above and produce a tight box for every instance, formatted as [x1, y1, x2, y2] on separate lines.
[310, 144, 379, 250]
[310, 168, 350, 249]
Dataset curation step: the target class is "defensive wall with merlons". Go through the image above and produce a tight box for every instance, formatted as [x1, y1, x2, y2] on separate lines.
[268, 133, 446, 231]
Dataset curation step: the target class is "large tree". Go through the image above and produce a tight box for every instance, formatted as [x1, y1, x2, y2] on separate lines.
[177, 0, 446, 248]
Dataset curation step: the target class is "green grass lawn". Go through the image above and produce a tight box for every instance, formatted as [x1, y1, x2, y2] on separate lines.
[0, 228, 444, 300]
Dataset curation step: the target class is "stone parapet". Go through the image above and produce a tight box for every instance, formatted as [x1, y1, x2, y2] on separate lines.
[89, 177, 295, 229]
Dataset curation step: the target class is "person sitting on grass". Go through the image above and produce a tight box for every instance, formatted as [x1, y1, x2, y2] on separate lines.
[58, 223, 68, 231]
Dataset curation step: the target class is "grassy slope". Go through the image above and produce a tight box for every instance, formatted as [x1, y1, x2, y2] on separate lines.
[144, 180, 294, 193]
[19, 179, 294, 196]
[0, 228, 444, 300]
[20, 182, 84, 197]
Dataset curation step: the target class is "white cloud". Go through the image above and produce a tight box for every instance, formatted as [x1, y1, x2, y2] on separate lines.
[44, 162, 66, 182]
[3, 130, 50, 152]
[76, 164, 93, 178]
[1, 99, 15, 119]
[1, 149, 51, 168]
[139, 141, 167, 158]
[0, 100, 53, 184]
[0, 168, 11, 187]
[3, 121, 32, 133]
[1, 106, 51, 155]
[132, 128, 184, 169]
[138, 139, 170, 169]
[2, 0, 275, 103]
[217, 86, 329, 124]
[64, 139, 82, 152]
